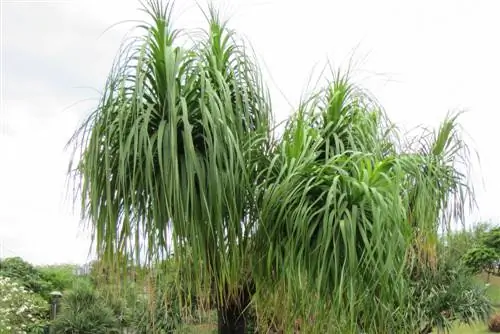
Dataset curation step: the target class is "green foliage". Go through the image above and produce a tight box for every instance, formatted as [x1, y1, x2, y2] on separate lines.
[0, 258, 78, 305]
[52, 280, 119, 334]
[99, 286, 135, 329]
[445, 223, 500, 274]
[131, 278, 182, 334]
[127, 259, 193, 333]
[97, 279, 152, 330]
[101, 276, 183, 333]
[68, 0, 271, 311]
[67, 0, 483, 332]
[88, 252, 139, 285]
[441, 222, 492, 264]
[51, 260, 183, 334]
[405, 261, 492, 334]
[0, 256, 185, 333]
[483, 228, 500, 252]
[463, 247, 499, 274]
[0, 276, 49, 334]
[0, 258, 80, 333]
[0, 257, 53, 300]
[250, 73, 411, 332]
[38, 264, 77, 292]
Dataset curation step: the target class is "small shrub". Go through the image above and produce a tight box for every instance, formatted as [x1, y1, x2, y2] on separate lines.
[489, 314, 500, 332]
[406, 260, 492, 333]
[52, 280, 119, 334]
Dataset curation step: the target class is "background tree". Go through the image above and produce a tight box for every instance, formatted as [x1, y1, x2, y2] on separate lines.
[463, 247, 498, 278]
[38, 265, 79, 293]
[440, 222, 491, 264]
[455, 225, 500, 279]
[482, 227, 500, 252]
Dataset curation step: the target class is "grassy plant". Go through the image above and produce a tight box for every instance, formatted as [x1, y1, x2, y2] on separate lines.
[52, 280, 119, 334]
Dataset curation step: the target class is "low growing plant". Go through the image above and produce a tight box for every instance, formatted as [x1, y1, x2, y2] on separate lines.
[52, 279, 119, 334]
[406, 260, 492, 334]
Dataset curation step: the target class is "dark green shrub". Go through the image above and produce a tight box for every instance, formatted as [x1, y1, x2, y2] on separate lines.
[483, 228, 500, 252]
[0, 257, 53, 300]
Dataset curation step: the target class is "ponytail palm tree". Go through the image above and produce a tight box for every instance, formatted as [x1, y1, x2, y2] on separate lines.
[398, 112, 475, 273]
[69, 1, 484, 333]
[252, 73, 413, 332]
[69, 1, 270, 332]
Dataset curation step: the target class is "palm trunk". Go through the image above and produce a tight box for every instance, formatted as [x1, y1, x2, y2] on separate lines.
[217, 282, 254, 334]
[217, 300, 247, 334]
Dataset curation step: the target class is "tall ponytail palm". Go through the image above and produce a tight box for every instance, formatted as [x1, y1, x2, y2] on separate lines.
[69, 1, 270, 332]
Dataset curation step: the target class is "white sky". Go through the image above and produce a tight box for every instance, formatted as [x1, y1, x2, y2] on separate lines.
[1, 0, 499, 265]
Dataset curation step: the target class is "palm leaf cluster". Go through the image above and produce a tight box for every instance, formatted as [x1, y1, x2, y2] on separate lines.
[69, 1, 478, 332]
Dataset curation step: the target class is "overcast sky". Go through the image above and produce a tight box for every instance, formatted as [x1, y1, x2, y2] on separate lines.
[1, 0, 499, 265]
